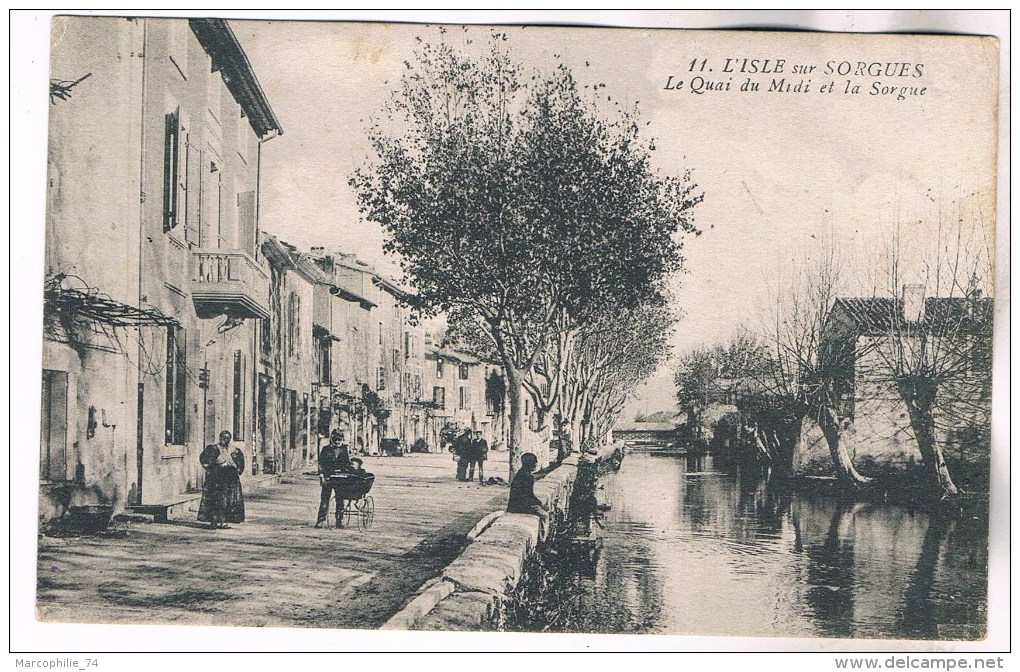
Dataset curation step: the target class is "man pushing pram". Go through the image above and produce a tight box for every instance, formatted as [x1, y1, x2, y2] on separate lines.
[315, 428, 374, 528]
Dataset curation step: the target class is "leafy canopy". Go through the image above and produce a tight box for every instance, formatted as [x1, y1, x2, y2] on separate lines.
[352, 31, 702, 369]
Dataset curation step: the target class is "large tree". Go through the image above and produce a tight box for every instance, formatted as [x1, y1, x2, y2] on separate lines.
[673, 331, 768, 448]
[352, 31, 702, 475]
[869, 209, 993, 499]
[755, 250, 873, 487]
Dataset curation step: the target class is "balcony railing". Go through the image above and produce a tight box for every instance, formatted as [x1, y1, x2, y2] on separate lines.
[190, 249, 270, 320]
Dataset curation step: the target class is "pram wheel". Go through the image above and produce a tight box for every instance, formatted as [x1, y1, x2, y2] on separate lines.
[357, 496, 375, 530]
[337, 501, 354, 528]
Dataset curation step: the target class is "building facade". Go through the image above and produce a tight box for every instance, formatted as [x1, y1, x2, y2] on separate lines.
[797, 291, 993, 483]
[41, 17, 281, 518]
[423, 345, 496, 451]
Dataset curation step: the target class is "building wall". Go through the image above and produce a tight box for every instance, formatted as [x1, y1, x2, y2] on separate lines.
[42, 17, 272, 515]
[135, 18, 264, 503]
[797, 334, 991, 482]
[423, 350, 498, 452]
[42, 18, 147, 518]
[263, 262, 316, 473]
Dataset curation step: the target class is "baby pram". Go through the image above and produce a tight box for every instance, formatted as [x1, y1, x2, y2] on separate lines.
[322, 470, 375, 530]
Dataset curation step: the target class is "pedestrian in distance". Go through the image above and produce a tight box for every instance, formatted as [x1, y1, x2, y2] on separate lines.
[316, 428, 353, 527]
[198, 430, 246, 529]
[452, 428, 472, 481]
[468, 430, 488, 484]
[507, 452, 549, 537]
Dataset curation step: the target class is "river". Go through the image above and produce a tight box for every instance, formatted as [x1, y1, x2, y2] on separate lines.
[519, 451, 988, 639]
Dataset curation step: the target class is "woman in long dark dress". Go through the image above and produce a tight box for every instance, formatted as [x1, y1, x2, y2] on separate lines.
[198, 430, 246, 529]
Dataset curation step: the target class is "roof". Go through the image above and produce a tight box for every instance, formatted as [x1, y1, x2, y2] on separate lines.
[372, 275, 414, 303]
[828, 296, 993, 336]
[424, 345, 481, 365]
[330, 285, 376, 310]
[261, 235, 324, 284]
[262, 235, 376, 309]
[189, 18, 283, 139]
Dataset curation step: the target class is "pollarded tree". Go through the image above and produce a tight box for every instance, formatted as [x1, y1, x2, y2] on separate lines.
[352, 31, 702, 476]
[756, 249, 873, 487]
[869, 207, 993, 499]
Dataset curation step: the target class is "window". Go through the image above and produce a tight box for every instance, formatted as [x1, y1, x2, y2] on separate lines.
[165, 326, 187, 445]
[237, 109, 249, 163]
[302, 394, 309, 457]
[162, 108, 189, 233]
[232, 350, 246, 440]
[436, 359, 444, 379]
[459, 386, 467, 411]
[288, 292, 301, 357]
[318, 338, 332, 384]
[236, 190, 256, 255]
[207, 70, 222, 121]
[40, 370, 69, 482]
[260, 317, 271, 358]
[392, 349, 400, 371]
[404, 331, 411, 357]
[459, 363, 470, 380]
[379, 322, 383, 345]
[433, 386, 445, 409]
[378, 366, 386, 391]
[289, 390, 299, 450]
[415, 375, 421, 397]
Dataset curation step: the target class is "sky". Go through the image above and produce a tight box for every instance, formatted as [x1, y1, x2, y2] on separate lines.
[227, 17, 998, 417]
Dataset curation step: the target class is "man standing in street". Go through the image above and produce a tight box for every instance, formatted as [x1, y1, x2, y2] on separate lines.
[316, 428, 352, 527]
[453, 428, 472, 481]
[468, 430, 488, 484]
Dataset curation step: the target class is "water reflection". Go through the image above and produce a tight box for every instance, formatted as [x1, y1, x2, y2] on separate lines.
[576, 452, 987, 639]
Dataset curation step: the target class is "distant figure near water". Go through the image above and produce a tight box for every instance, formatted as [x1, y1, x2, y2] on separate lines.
[507, 452, 549, 535]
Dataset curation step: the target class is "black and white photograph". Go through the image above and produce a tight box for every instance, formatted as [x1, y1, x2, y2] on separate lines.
[11, 9, 1009, 659]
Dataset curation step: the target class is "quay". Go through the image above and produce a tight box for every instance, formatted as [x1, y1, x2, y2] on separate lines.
[37, 453, 516, 630]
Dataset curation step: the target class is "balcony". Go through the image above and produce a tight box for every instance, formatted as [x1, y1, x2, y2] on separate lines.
[190, 250, 270, 320]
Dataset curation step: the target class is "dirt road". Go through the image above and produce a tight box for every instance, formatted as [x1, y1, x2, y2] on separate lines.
[37, 452, 510, 629]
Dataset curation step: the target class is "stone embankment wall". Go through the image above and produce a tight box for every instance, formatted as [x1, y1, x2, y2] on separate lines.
[381, 455, 580, 631]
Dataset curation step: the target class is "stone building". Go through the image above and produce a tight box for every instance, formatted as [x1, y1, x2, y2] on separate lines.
[41, 17, 281, 518]
[422, 345, 498, 452]
[259, 235, 322, 473]
[797, 289, 993, 483]
[308, 249, 428, 455]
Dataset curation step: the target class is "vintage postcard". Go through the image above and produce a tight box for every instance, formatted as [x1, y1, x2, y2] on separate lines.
[16, 10, 1006, 654]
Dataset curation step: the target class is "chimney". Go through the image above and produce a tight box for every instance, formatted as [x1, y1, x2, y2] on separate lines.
[310, 246, 325, 257]
[902, 284, 925, 323]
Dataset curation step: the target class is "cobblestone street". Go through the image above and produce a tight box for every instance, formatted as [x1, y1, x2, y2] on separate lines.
[37, 452, 511, 630]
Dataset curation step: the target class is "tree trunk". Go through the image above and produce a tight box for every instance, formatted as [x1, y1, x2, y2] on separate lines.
[769, 417, 801, 479]
[902, 388, 961, 498]
[505, 364, 525, 480]
[817, 407, 871, 490]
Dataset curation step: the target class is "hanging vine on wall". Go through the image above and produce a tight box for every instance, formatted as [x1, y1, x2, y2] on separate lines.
[44, 273, 177, 362]
[49, 73, 92, 104]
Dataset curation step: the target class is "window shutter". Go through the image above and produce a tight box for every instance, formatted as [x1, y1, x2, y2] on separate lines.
[237, 190, 256, 255]
[174, 328, 187, 443]
[177, 111, 197, 244]
[162, 109, 180, 232]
